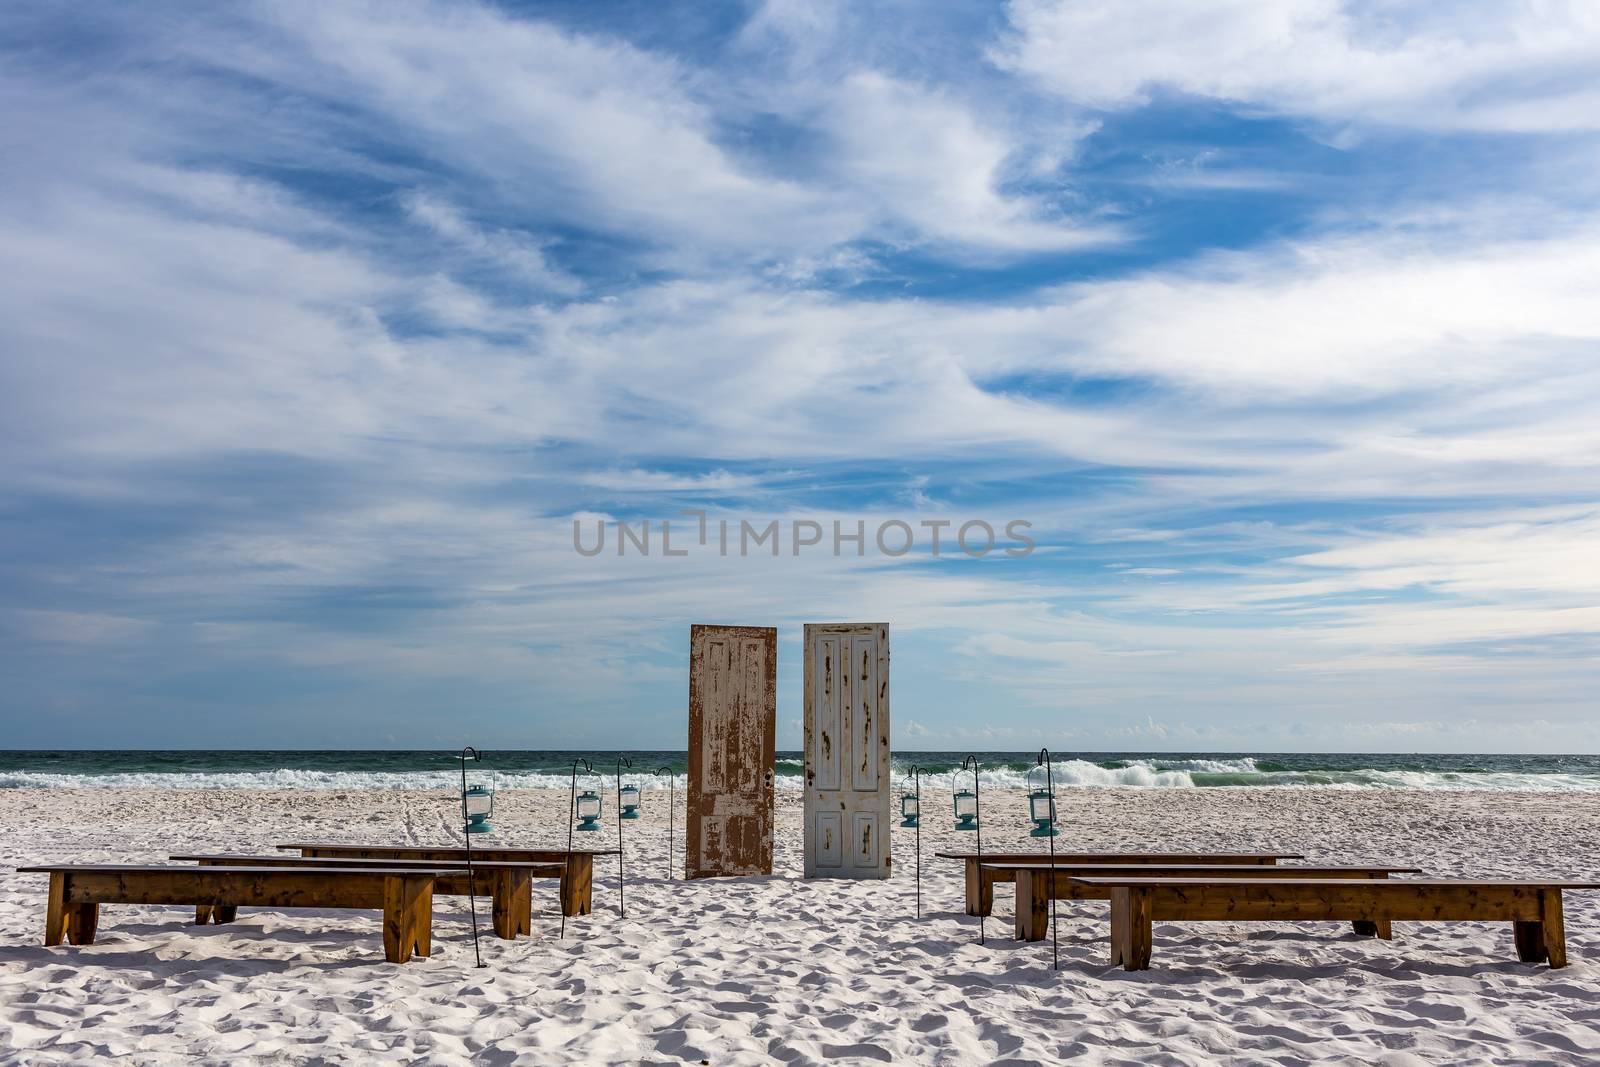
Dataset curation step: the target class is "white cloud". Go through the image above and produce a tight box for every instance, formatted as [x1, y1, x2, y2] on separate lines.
[3, 0, 1598, 746]
[234, 1, 859, 260]
[403, 193, 580, 295]
[998, 0, 1600, 132]
[820, 72, 1114, 252]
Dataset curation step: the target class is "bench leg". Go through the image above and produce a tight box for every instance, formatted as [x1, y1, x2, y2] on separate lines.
[384, 875, 432, 963]
[1540, 890, 1567, 968]
[412, 880, 433, 958]
[489, 870, 528, 940]
[1513, 920, 1547, 963]
[46, 873, 100, 948]
[1110, 887, 1153, 970]
[45, 872, 68, 946]
[65, 903, 99, 946]
[512, 871, 532, 937]
[561, 855, 593, 918]
[195, 905, 213, 925]
[1014, 871, 1048, 942]
[1352, 920, 1392, 939]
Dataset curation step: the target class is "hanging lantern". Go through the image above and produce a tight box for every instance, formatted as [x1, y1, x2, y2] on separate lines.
[618, 782, 642, 820]
[1026, 765, 1059, 838]
[900, 790, 920, 827]
[953, 788, 978, 830]
[574, 788, 603, 831]
[462, 779, 495, 835]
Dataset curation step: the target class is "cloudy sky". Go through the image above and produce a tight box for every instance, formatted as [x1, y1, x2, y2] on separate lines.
[3, 1, 1598, 752]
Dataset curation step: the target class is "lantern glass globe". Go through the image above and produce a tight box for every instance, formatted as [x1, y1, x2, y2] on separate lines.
[576, 791, 602, 819]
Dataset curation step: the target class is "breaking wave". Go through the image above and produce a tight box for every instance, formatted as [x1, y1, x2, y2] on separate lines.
[5, 754, 1600, 792]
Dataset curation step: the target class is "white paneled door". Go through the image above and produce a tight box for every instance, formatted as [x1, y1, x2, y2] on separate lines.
[803, 623, 891, 879]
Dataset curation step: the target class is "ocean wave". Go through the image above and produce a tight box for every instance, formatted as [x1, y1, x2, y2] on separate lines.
[4, 761, 1599, 792]
[0, 770, 697, 792]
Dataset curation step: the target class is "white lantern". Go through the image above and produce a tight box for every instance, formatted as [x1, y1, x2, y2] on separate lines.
[953, 789, 978, 830]
[575, 789, 603, 831]
[619, 783, 642, 820]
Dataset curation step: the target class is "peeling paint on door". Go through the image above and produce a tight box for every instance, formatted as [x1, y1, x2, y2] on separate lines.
[803, 623, 891, 879]
[687, 624, 776, 878]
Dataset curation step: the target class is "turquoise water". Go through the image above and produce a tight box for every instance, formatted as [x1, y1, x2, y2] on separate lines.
[2, 750, 1599, 791]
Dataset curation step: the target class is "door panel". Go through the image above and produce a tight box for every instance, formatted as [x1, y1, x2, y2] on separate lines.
[688, 625, 776, 878]
[851, 812, 880, 871]
[814, 637, 843, 792]
[803, 623, 891, 879]
[849, 635, 880, 793]
[815, 811, 843, 867]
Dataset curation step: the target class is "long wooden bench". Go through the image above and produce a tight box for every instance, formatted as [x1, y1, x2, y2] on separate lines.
[277, 843, 613, 917]
[1068, 876, 1600, 970]
[937, 851, 1303, 917]
[18, 864, 450, 963]
[987, 862, 1421, 940]
[172, 854, 563, 940]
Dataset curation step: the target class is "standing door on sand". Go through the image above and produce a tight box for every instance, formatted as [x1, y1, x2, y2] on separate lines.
[687, 624, 777, 879]
[803, 623, 891, 879]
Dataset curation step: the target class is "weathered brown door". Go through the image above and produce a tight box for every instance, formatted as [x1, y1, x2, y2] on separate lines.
[803, 623, 891, 879]
[687, 624, 776, 878]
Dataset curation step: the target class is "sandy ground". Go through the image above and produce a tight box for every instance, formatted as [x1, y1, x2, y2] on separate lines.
[2, 786, 1599, 1065]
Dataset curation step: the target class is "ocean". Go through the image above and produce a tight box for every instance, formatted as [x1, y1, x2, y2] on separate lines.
[2, 750, 1599, 792]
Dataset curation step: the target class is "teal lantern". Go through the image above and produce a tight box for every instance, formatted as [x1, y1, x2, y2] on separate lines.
[462, 780, 495, 835]
[575, 789, 603, 831]
[1026, 766, 1059, 838]
[618, 782, 642, 820]
[900, 791, 920, 827]
[953, 789, 978, 830]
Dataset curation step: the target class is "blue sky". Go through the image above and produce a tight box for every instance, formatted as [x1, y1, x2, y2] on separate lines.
[2, 1, 1598, 752]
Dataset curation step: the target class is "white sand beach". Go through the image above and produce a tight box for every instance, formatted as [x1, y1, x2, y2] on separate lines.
[3, 787, 1600, 1065]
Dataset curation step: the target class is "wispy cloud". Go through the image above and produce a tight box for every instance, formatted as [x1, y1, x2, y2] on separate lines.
[0, 0, 1596, 748]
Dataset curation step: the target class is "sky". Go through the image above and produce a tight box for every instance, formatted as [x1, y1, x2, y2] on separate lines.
[2, 0, 1598, 753]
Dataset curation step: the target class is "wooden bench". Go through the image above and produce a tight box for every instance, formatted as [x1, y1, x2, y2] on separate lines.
[172, 854, 563, 940]
[1068, 876, 1600, 970]
[276, 843, 613, 918]
[937, 852, 1303, 917]
[987, 862, 1421, 940]
[18, 864, 451, 963]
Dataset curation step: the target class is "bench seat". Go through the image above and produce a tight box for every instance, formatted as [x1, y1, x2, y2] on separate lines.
[18, 864, 452, 963]
[276, 843, 613, 917]
[172, 854, 563, 939]
[984, 863, 1422, 941]
[936, 851, 1303, 917]
[1068, 876, 1600, 970]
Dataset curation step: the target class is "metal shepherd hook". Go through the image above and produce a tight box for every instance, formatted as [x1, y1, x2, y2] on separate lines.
[655, 766, 675, 880]
[458, 746, 486, 969]
[1038, 747, 1060, 971]
[960, 755, 983, 944]
[615, 755, 633, 917]
[908, 765, 933, 919]
[561, 756, 594, 940]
